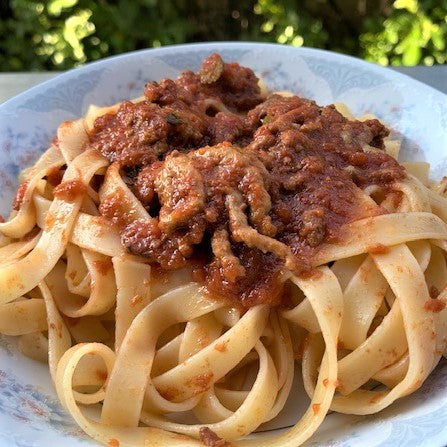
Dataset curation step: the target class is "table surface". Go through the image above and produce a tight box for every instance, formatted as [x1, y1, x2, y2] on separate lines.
[0, 65, 446, 104]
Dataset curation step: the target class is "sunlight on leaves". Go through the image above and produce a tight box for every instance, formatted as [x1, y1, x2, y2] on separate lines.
[394, 0, 418, 14]
[0, 0, 446, 70]
[47, 0, 79, 17]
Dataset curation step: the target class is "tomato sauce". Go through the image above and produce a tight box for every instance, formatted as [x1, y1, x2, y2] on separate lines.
[89, 54, 405, 307]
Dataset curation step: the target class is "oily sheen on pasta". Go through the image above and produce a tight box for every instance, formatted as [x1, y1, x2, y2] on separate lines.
[1, 54, 446, 447]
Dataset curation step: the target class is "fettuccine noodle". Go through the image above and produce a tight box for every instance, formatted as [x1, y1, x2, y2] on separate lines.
[0, 54, 446, 447]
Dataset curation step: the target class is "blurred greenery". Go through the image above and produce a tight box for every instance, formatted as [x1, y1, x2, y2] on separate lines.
[0, 0, 445, 71]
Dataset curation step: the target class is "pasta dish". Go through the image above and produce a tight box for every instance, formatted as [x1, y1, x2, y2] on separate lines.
[0, 53, 446, 447]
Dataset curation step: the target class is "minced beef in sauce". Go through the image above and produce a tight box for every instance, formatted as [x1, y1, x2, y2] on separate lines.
[90, 53, 405, 308]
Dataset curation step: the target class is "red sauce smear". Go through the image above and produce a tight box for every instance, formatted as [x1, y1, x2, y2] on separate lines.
[93, 259, 113, 275]
[199, 427, 228, 447]
[88, 53, 405, 308]
[13, 180, 29, 211]
[425, 298, 446, 313]
[53, 179, 86, 202]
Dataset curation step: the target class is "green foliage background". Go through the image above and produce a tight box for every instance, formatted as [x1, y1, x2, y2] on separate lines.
[0, 0, 445, 71]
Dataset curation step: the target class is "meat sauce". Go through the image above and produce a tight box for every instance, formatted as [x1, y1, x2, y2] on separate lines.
[89, 53, 405, 308]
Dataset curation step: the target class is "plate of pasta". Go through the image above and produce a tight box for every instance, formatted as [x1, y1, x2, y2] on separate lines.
[0, 42, 446, 447]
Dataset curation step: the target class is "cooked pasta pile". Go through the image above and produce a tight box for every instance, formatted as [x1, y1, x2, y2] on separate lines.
[0, 55, 446, 447]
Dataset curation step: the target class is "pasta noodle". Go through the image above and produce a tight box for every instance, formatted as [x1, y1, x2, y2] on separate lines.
[0, 54, 446, 447]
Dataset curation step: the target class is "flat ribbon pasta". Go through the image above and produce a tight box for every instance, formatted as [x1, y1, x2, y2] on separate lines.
[1, 86, 446, 447]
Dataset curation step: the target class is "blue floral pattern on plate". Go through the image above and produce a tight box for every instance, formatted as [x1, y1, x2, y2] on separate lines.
[19, 68, 105, 114]
[0, 43, 446, 447]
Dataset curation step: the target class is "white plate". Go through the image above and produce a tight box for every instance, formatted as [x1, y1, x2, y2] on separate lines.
[0, 43, 446, 447]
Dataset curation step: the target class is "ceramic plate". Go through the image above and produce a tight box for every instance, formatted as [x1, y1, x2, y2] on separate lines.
[0, 42, 446, 447]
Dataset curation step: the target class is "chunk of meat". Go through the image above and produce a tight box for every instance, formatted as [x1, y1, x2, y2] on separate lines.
[124, 143, 278, 279]
[122, 216, 205, 269]
[209, 112, 252, 145]
[199, 53, 224, 84]
[192, 143, 275, 235]
[300, 208, 326, 247]
[197, 53, 264, 111]
[133, 162, 163, 205]
[154, 152, 205, 234]
[211, 228, 245, 282]
[227, 191, 295, 271]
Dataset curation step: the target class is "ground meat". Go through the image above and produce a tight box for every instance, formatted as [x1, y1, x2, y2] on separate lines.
[133, 162, 163, 205]
[300, 208, 326, 247]
[206, 246, 285, 307]
[91, 55, 261, 168]
[199, 58, 264, 111]
[211, 228, 245, 282]
[152, 53, 264, 112]
[98, 191, 131, 227]
[123, 143, 287, 285]
[90, 100, 208, 167]
[89, 53, 406, 308]
[122, 216, 205, 269]
[209, 112, 252, 145]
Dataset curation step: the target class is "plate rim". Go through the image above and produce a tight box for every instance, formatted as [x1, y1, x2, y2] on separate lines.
[1, 41, 446, 114]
